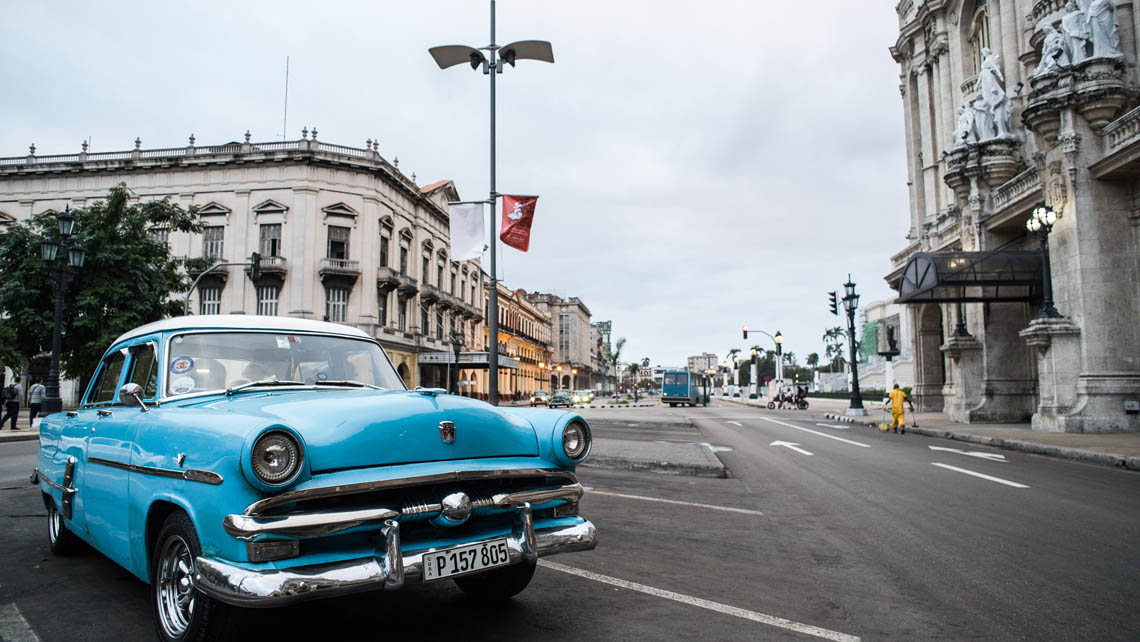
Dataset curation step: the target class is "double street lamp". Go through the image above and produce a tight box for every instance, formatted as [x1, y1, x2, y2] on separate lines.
[430, 0, 554, 406]
[841, 275, 865, 415]
[1026, 205, 1062, 320]
[38, 207, 87, 415]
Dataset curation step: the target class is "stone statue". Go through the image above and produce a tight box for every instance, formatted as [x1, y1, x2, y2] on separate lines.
[1035, 25, 1070, 76]
[972, 93, 996, 141]
[953, 105, 977, 147]
[1060, 1, 1091, 63]
[1088, 0, 1122, 58]
[978, 49, 1012, 138]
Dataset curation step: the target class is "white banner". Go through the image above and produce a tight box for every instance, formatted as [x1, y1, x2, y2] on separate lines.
[448, 202, 485, 261]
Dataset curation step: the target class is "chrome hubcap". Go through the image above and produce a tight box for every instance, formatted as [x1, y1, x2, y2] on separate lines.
[48, 503, 60, 543]
[156, 536, 196, 638]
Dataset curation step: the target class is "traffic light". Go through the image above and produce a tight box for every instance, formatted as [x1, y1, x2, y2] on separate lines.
[828, 291, 838, 316]
[742, 324, 749, 340]
[249, 252, 262, 281]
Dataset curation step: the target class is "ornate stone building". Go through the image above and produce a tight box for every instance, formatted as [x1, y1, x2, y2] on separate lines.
[524, 292, 595, 390]
[481, 285, 551, 401]
[0, 132, 488, 392]
[887, 0, 1140, 431]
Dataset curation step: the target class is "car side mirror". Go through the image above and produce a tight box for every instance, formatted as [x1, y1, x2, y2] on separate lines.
[119, 383, 149, 412]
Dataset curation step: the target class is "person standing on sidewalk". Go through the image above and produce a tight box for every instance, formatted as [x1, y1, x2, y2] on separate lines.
[1, 376, 21, 430]
[28, 377, 45, 427]
[887, 383, 913, 434]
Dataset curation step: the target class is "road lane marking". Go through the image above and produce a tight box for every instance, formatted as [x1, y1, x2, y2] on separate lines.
[0, 603, 42, 642]
[931, 463, 1028, 488]
[726, 420, 743, 426]
[929, 446, 1006, 462]
[755, 416, 871, 448]
[539, 560, 862, 642]
[771, 441, 813, 456]
[586, 490, 764, 516]
[816, 423, 849, 430]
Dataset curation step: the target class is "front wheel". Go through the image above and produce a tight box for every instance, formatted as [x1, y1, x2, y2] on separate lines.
[767, 402, 775, 409]
[46, 495, 82, 556]
[798, 401, 809, 410]
[454, 559, 537, 602]
[152, 511, 241, 642]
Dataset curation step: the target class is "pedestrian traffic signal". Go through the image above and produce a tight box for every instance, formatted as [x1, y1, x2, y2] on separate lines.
[250, 252, 262, 281]
[828, 291, 838, 316]
[742, 324, 749, 340]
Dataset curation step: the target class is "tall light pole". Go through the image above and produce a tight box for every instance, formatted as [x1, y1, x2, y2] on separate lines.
[38, 207, 87, 415]
[749, 348, 759, 399]
[842, 275, 866, 416]
[775, 331, 783, 390]
[430, 2, 554, 406]
[1026, 205, 1062, 319]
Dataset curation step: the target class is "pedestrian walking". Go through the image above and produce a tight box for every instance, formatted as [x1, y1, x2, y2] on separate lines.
[28, 377, 45, 427]
[887, 383, 913, 434]
[2, 376, 21, 430]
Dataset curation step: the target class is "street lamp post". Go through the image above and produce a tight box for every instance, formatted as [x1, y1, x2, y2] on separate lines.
[732, 356, 740, 396]
[774, 330, 783, 390]
[571, 368, 577, 391]
[555, 365, 563, 390]
[430, 1, 554, 406]
[38, 206, 87, 416]
[1026, 205, 1062, 319]
[448, 330, 464, 394]
[842, 274, 866, 415]
[749, 348, 759, 399]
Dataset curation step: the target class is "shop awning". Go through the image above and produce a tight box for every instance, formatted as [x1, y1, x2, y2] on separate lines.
[417, 351, 520, 370]
[895, 250, 1042, 304]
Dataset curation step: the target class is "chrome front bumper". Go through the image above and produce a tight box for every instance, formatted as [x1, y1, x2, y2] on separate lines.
[194, 504, 597, 607]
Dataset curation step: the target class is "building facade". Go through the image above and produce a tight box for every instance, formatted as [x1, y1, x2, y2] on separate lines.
[0, 132, 488, 394]
[484, 285, 551, 401]
[856, 299, 916, 391]
[525, 292, 594, 390]
[888, 1, 1140, 431]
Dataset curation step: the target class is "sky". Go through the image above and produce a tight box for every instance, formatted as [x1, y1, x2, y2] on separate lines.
[0, 1, 909, 368]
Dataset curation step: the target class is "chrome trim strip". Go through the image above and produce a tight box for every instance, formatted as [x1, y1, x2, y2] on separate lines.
[195, 509, 596, 608]
[224, 507, 401, 541]
[242, 468, 577, 516]
[87, 457, 223, 486]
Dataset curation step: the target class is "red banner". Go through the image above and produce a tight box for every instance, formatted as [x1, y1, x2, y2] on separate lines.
[500, 195, 537, 252]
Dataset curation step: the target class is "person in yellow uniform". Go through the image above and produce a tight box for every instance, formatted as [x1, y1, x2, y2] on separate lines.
[887, 383, 913, 434]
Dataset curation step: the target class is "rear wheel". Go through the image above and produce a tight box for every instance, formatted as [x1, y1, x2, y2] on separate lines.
[46, 495, 81, 556]
[767, 402, 775, 409]
[454, 559, 537, 602]
[151, 511, 241, 642]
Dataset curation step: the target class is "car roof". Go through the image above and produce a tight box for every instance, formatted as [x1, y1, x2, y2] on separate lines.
[112, 315, 371, 346]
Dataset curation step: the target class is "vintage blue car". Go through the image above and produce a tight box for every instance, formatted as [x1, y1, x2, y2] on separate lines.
[34, 316, 596, 641]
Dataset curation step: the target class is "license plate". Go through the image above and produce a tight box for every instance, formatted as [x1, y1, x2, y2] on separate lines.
[422, 538, 511, 581]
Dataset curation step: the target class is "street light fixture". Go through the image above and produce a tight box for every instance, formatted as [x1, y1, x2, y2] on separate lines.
[841, 274, 865, 415]
[774, 330, 783, 389]
[38, 206, 87, 415]
[430, 0, 554, 406]
[749, 347, 759, 399]
[1026, 205, 1062, 319]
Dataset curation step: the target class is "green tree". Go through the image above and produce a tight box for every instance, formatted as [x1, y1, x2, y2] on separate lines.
[822, 326, 846, 372]
[0, 184, 203, 383]
[605, 337, 625, 395]
[806, 352, 820, 368]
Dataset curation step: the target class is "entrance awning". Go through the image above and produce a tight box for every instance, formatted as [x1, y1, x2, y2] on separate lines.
[895, 250, 1042, 304]
[417, 351, 520, 370]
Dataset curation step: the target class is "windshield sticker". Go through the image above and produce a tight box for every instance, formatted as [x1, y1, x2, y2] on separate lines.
[170, 357, 195, 375]
[288, 335, 302, 344]
[276, 336, 290, 349]
[170, 376, 196, 395]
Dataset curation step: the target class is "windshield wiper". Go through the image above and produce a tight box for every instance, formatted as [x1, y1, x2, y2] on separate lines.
[225, 379, 306, 396]
[313, 380, 383, 390]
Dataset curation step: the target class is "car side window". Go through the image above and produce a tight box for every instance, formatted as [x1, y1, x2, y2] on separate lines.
[128, 343, 159, 400]
[89, 350, 127, 404]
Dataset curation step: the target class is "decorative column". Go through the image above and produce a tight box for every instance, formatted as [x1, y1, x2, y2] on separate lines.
[1020, 319, 1083, 432]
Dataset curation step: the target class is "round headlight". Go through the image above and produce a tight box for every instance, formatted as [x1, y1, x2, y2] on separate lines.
[251, 430, 302, 485]
[562, 420, 591, 460]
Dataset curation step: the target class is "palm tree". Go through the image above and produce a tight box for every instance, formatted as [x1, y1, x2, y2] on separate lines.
[605, 337, 626, 396]
[822, 327, 845, 372]
[807, 353, 819, 368]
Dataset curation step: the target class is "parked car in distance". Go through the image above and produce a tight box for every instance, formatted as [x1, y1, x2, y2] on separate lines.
[548, 390, 573, 408]
[530, 389, 550, 406]
[34, 316, 597, 642]
[571, 390, 594, 406]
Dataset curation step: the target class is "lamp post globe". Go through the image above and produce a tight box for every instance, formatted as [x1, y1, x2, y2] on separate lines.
[38, 208, 85, 416]
[1027, 205, 1062, 319]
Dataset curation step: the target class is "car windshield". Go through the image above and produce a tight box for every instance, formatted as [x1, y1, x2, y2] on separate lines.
[165, 331, 405, 396]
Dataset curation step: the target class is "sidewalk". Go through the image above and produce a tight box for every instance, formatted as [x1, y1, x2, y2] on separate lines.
[0, 409, 41, 443]
[583, 437, 727, 478]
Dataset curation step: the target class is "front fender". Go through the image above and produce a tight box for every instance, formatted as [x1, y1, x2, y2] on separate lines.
[499, 408, 591, 469]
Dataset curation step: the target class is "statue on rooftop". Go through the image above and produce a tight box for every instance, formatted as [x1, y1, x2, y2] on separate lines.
[1060, 1, 1091, 63]
[1088, 0, 1122, 58]
[1035, 25, 1070, 76]
[978, 49, 1012, 139]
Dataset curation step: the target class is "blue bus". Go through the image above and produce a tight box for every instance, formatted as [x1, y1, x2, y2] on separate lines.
[662, 370, 705, 407]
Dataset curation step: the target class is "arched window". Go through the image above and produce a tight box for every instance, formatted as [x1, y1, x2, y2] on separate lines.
[968, 1, 990, 76]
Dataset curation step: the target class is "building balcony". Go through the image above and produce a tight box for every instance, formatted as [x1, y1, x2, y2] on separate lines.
[248, 255, 287, 282]
[437, 292, 457, 311]
[377, 266, 400, 292]
[397, 274, 418, 297]
[421, 283, 441, 305]
[1024, 57, 1130, 142]
[188, 260, 229, 283]
[318, 258, 361, 285]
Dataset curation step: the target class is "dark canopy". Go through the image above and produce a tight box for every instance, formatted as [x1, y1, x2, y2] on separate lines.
[895, 250, 1042, 304]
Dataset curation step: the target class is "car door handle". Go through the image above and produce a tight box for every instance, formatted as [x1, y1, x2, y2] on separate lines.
[97, 410, 113, 418]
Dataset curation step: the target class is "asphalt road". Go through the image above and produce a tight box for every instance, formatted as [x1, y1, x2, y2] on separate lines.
[1, 402, 1138, 641]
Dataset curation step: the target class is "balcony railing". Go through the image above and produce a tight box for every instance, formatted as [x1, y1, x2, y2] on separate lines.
[1104, 106, 1140, 153]
[318, 258, 361, 281]
[991, 168, 1041, 213]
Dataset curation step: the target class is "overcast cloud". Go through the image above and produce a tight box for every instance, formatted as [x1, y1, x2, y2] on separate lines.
[0, 1, 907, 367]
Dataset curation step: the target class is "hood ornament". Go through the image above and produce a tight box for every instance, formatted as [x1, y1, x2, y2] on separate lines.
[439, 421, 455, 444]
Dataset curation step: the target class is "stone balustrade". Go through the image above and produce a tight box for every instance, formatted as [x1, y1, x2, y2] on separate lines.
[991, 168, 1041, 213]
[1103, 106, 1140, 153]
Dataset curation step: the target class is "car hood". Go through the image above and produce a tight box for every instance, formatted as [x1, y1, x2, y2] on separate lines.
[195, 389, 540, 473]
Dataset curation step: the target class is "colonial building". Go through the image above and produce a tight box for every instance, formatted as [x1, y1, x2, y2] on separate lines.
[591, 320, 612, 392]
[479, 285, 552, 401]
[0, 132, 489, 393]
[856, 299, 916, 392]
[524, 292, 595, 390]
[887, 1, 1140, 431]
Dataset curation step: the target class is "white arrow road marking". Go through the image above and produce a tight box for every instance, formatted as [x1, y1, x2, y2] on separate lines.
[756, 416, 871, 448]
[726, 420, 743, 426]
[931, 463, 1029, 488]
[816, 423, 849, 430]
[539, 560, 862, 642]
[0, 603, 41, 642]
[771, 441, 813, 456]
[587, 490, 763, 516]
[929, 446, 1006, 462]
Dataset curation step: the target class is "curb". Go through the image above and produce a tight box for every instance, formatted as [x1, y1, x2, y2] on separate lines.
[0, 430, 39, 443]
[823, 413, 858, 424]
[581, 456, 728, 479]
